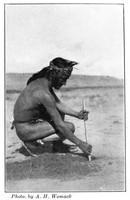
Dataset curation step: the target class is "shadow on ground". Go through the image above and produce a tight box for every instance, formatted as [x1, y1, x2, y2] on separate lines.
[15, 140, 96, 159]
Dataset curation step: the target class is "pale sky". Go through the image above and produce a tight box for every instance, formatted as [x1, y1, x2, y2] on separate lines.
[5, 4, 124, 78]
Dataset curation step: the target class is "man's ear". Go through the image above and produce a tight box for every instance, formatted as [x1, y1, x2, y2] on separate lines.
[50, 70, 56, 77]
[48, 70, 57, 81]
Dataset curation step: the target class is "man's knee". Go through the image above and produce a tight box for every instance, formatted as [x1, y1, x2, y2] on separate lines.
[67, 122, 75, 133]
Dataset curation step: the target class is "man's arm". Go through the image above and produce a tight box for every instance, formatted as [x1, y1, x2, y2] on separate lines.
[51, 89, 78, 117]
[56, 101, 78, 117]
[56, 101, 89, 121]
[38, 91, 81, 145]
[36, 91, 92, 155]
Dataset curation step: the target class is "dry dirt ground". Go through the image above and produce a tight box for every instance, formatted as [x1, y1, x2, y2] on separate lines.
[5, 86, 125, 192]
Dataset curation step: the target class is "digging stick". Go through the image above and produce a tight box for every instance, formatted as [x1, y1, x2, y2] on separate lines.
[82, 100, 91, 161]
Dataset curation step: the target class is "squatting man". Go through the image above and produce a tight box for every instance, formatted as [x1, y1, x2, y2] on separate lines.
[12, 57, 92, 156]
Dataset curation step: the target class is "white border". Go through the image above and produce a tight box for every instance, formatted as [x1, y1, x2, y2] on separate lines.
[1, 0, 130, 199]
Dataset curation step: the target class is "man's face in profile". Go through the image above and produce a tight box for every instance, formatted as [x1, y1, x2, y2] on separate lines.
[53, 76, 68, 90]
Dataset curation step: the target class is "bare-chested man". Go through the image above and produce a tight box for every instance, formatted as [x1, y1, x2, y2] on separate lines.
[13, 57, 92, 156]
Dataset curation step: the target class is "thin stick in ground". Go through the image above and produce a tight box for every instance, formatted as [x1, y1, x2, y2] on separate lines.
[82, 100, 91, 161]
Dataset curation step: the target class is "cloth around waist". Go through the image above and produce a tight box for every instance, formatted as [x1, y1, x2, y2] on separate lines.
[11, 118, 53, 129]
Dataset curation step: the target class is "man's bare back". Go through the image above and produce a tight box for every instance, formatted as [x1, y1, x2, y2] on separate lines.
[14, 78, 56, 123]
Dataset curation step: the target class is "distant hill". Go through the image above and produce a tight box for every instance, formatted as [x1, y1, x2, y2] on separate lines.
[6, 73, 123, 93]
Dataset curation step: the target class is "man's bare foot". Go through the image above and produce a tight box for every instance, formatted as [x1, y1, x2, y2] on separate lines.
[63, 143, 78, 152]
[52, 140, 78, 153]
[22, 140, 44, 157]
[22, 141, 37, 157]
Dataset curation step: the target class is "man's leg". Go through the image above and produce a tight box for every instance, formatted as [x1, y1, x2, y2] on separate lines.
[56, 121, 75, 141]
[15, 120, 75, 142]
[15, 120, 76, 155]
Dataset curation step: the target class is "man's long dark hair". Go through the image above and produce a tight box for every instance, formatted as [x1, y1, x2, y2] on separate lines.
[26, 67, 50, 85]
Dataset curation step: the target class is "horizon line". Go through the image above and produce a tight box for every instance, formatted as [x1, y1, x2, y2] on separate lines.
[6, 72, 124, 80]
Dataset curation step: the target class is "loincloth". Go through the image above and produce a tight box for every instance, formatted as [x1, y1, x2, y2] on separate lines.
[11, 119, 47, 130]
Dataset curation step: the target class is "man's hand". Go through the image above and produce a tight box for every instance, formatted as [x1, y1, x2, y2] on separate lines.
[77, 110, 89, 121]
[79, 142, 92, 155]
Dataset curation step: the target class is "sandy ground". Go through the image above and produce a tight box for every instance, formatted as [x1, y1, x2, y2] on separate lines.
[5, 87, 125, 192]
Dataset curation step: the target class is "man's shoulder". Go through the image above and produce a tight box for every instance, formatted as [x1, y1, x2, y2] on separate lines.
[33, 86, 52, 100]
[33, 88, 55, 106]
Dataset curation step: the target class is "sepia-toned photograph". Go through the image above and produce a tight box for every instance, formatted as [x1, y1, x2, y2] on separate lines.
[5, 3, 125, 192]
